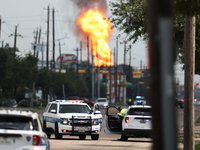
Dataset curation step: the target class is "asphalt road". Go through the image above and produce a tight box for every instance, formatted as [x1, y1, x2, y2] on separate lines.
[36, 106, 200, 150]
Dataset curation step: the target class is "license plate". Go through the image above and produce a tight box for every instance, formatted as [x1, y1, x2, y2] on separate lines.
[78, 129, 85, 132]
[140, 119, 146, 123]
[0, 138, 12, 145]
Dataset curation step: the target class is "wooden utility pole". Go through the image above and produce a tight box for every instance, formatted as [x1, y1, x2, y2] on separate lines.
[46, 5, 50, 69]
[87, 36, 90, 74]
[37, 27, 41, 59]
[14, 25, 18, 55]
[9, 25, 22, 55]
[76, 48, 79, 72]
[80, 41, 82, 64]
[147, 0, 176, 149]
[184, 16, 195, 150]
[109, 51, 112, 103]
[123, 41, 126, 104]
[33, 28, 38, 57]
[52, 7, 55, 69]
[59, 41, 62, 69]
[0, 16, 1, 42]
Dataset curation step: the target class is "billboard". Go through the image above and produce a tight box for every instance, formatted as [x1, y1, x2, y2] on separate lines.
[56, 54, 77, 64]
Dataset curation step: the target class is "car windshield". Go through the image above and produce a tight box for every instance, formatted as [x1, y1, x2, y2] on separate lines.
[2, 100, 16, 106]
[128, 108, 151, 116]
[97, 99, 107, 102]
[59, 105, 91, 114]
[0, 116, 33, 130]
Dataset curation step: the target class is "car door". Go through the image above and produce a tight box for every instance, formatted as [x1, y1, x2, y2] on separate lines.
[46, 104, 58, 129]
[104, 106, 122, 134]
[93, 103, 103, 130]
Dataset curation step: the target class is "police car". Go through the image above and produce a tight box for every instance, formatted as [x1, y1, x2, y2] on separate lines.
[104, 105, 152, 141]
[0, 108, 50, 150]
[43, 100, 102, 140]
[133, 96, 147, 105]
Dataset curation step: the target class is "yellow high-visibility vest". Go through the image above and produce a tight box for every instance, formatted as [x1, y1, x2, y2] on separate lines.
[118, 109, 128, 117]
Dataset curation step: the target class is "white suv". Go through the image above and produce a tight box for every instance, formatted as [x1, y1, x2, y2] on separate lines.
[0, 108, 50, 150]
[43, 100, 102, 140]
[104, 105, 152, 141]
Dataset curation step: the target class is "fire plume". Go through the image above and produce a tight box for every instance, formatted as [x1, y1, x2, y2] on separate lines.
[76, 8, 113, 66]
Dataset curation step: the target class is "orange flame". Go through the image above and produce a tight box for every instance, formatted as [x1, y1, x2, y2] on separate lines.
[76, 7, 113, 66]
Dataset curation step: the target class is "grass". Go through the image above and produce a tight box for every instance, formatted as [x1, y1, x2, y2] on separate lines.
[195, 143, 200, 150]
[177, 137, 184, 143]
[196, 117, 200, 123]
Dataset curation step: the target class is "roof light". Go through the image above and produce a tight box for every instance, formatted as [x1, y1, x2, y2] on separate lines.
[136, 96, 141, 99]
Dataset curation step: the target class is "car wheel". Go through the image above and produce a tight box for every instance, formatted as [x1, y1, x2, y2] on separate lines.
[177, 104, 180, 108]
[121, 134, 128, 141]
[91, 134, 99, 140]
[55, 123, 62, 139]
[43, 121, 51, 139]
[79, 135, 86, 140]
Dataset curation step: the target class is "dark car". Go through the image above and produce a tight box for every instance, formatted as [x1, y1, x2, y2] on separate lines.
[175, 97, 184, 108]
[79, 98, 94, 107]
[2, 99, 18, 108]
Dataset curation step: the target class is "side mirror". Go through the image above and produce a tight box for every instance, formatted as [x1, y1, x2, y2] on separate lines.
[94, 110, 101, 115]
[50, 109, 56, 113]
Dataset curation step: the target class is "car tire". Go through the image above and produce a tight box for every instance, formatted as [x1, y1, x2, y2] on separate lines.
[91, 134, 99, 140]
[55, 123, 62, 139]
[79, 135, 86, 140]
[121, 134, 128, 141]
[43, 121, 51, 139]
[177, 104, 181, 108]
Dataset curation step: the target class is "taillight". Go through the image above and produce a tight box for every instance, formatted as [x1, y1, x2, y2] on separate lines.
[33, 135, 41, 146]
[181, 99, 184, 102]
[125, 117, 129, 123]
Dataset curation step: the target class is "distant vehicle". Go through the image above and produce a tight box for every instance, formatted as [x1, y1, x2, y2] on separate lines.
[0, 108, 50, 149]
[95, 98, 109, 109]
[2, 99, 18, 108]
[68, 96, 79, 100]
[43, 100, 102, 140]
[133, 96, 147, 105]
[104, 105, 152, 141]
[79, 98, 94, 107]
[175, 97, 184, 108]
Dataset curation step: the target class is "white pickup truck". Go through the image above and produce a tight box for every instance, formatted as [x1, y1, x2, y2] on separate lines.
[43, 100, 102, 140]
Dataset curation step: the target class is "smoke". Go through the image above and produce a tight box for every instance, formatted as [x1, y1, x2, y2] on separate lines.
[60, 0, 109, 45]
[72, 0, 108, 16]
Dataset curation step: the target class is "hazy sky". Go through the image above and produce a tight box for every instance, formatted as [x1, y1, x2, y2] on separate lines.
[0, 0, 198, 85]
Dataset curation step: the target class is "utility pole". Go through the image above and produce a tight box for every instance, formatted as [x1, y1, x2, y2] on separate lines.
[75, 48, 79, 72]
[52, 7, 55, 69]
[46, 5, 50, 69]
[184, 16, 195, 150]
[87, 36, 90, 74]
[80, 41, 82, 64]
[0, 16, 1, 42]
[92, 47, 94, 101]
[109, 51, 112, 103]
[123, 41, 126, 104]
[114, 47, 117, 104]
[33, 28, 38, 57]
[9, 25, 22, 55]
[147, 0, 176, 149]
[37, 27, 41, 59]
[59, 41, 62, 69]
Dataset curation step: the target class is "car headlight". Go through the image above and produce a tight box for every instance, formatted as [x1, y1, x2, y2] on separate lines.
[104, 103, 108, 106]
[60, 118, 70, 125]
[92, 119, 99, 125]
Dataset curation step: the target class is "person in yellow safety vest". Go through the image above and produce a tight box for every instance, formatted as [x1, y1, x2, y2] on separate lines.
[128, 98, 132, 106]
[117, 107, 128, 119]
